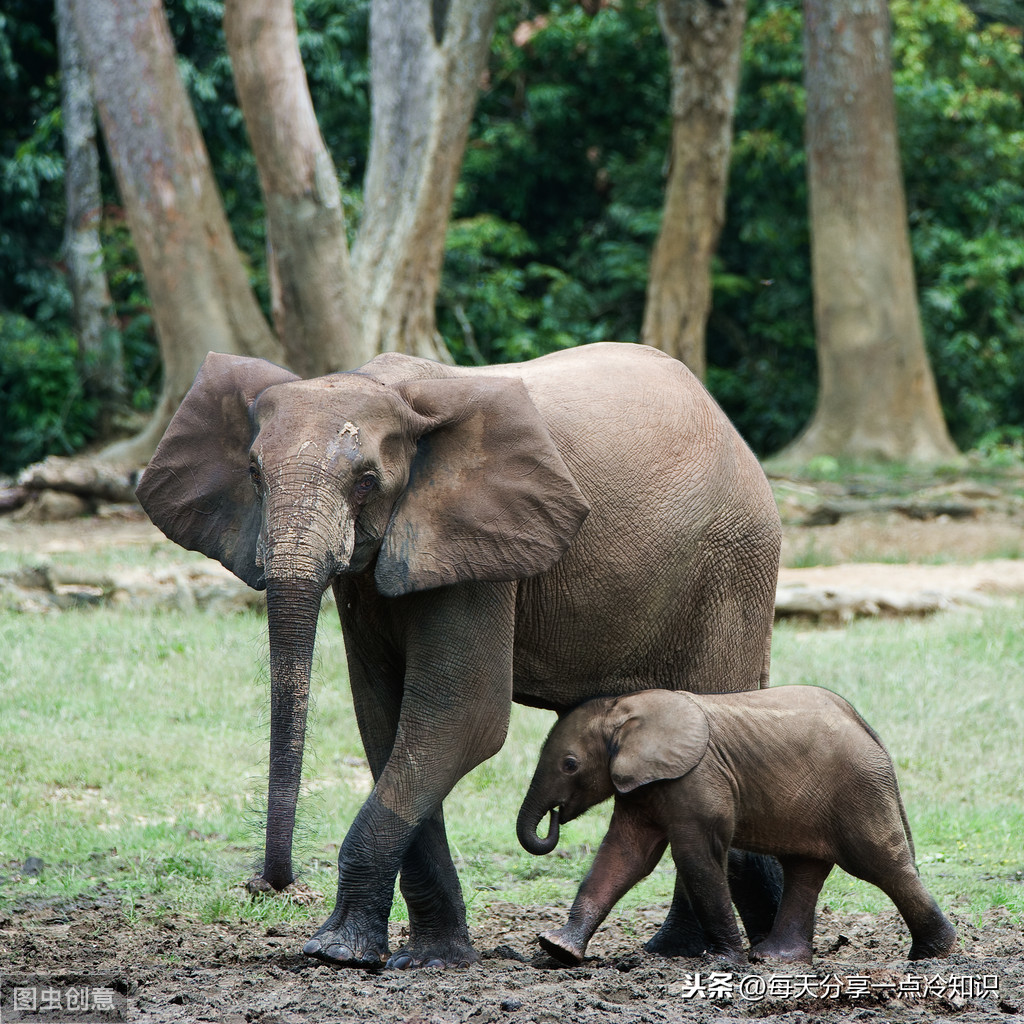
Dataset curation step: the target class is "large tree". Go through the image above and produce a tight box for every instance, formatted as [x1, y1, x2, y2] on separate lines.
[641, 0, 747, 379]
[226, 0, 499, 374]
[780, 0, 957, 463]
[56, 0, 123, 429]
[70, 0, 284, 466]
[223, 0, 360, 377]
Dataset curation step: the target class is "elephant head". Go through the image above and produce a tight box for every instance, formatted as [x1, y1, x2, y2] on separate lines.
[137, 352, 590, 889]
[517, 690, 711, 855]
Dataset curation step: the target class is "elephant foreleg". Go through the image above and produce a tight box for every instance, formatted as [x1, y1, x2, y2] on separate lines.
[749, 855, 832, 963]
[669, 834, 745, 963]
[303, 792, 413, 966]
[540, 800, 667, 965]
[648, 849, 782, 957]
[306, 581, 515, 970]
[644, 872, 708, 957]
[389, 810, 475, 969]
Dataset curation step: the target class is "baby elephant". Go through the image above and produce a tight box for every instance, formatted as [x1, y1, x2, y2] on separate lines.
[517, 686, 957, 965]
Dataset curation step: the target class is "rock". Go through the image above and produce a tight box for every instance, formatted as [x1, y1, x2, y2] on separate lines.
[12, 490, 92, 522]
[21, 857, 45, 876]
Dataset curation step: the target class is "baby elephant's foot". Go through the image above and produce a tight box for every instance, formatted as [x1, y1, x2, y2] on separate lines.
[908, 918, 958, 961]
[538, 928, 586, 966]
[704, 943, 747, 965]
[749, 937, 813, 964]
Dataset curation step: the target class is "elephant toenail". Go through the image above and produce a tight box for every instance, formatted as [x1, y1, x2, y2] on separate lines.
[392, 954, 414, 970]
[423, 958, 445, 969]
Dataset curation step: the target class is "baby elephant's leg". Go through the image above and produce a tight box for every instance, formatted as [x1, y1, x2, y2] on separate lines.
[750, 856, 832, 963]
[644, 871, 707, 957]
[647, 849, 781, 956]
[854, 854, 957, 960]
[669, 839, 745, 963]
[540, 801, 667, 965]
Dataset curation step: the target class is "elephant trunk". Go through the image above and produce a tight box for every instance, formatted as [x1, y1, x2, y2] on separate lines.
[261, 579, 322, 890]
[517, 796, 561, 856]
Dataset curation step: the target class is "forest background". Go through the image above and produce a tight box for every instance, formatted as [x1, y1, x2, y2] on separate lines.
[1, 0, 1023, 477]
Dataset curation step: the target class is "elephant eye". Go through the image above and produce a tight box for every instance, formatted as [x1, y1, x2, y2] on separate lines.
[249, 463, 262, 494]
[562, 755, 579, 775]
[353, 473, 378, 503]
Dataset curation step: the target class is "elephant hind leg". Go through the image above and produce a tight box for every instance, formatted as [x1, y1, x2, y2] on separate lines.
[906, 905, 958, 961]
[728, 850, 784, 947]
[868, 860, 957, 960]
[841, 841, 957, 961]
[750, 856, 832, 964]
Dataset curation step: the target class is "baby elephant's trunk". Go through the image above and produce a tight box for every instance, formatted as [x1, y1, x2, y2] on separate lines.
[517, 801, 561, 856]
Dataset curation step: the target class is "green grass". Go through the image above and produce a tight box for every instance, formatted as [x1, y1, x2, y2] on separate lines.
[765, 452, 1024, 493]
[1, 577, 1021, 936]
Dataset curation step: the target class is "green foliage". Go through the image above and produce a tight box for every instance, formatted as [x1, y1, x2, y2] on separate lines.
[0, 314, 98, 474]
[164, 0, 371, 313]
[709, 0, 1024, 455]
[447, 0, 669, 358]
[709, 0, 816, 453]
[0, 0, 69, 326]
[893, 0, 1024, 449]
[438, 215, 598, 364]
[0, 0, 371, 473]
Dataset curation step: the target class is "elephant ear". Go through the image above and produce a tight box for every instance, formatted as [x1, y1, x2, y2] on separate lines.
[375, 376, 590, 597]
[609, 691, 711, 794]
[135, 352, 299, 589]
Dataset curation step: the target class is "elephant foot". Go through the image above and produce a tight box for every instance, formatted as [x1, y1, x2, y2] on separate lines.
[704, 943, 747, 965]
[643, 918, 708, 958]
[302, 912, 389, 969]
[908, 918, 957, 961]
[749, 937, 813, 964]
[538, 928, 586, 966]
[386, 941, 480, 970]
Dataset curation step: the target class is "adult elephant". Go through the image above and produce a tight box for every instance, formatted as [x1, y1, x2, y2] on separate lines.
[136, 342, 782, 970]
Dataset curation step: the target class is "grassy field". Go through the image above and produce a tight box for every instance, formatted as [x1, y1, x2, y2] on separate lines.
[1, 582, 1021, 936]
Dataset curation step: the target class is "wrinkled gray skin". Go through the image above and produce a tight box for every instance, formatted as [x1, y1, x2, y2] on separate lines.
[135, 343, 782, 970]
[518, 686, 959, 966]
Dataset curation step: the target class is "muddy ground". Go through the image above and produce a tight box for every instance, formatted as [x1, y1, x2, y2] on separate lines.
[1, 895, 1020, 1023]
[1, 476, 1023, 1022]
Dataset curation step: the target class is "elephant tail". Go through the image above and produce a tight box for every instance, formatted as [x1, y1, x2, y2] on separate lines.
[893, 775, 917, 869]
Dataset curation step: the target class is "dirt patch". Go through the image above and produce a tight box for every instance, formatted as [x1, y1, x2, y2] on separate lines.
[0, 896, 1020, 1023]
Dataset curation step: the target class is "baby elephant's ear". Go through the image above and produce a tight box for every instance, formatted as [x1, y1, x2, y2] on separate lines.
[609, 691, 710, 794]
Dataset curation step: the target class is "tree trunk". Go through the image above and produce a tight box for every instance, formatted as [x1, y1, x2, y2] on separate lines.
[57, 0, 124, 428]
[641, 0, 747, 380]
[352, 0, 499, 361]
[779, 0, 957, 464]
[71, 0, 284, 466]
[224, 0, 365, 377]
